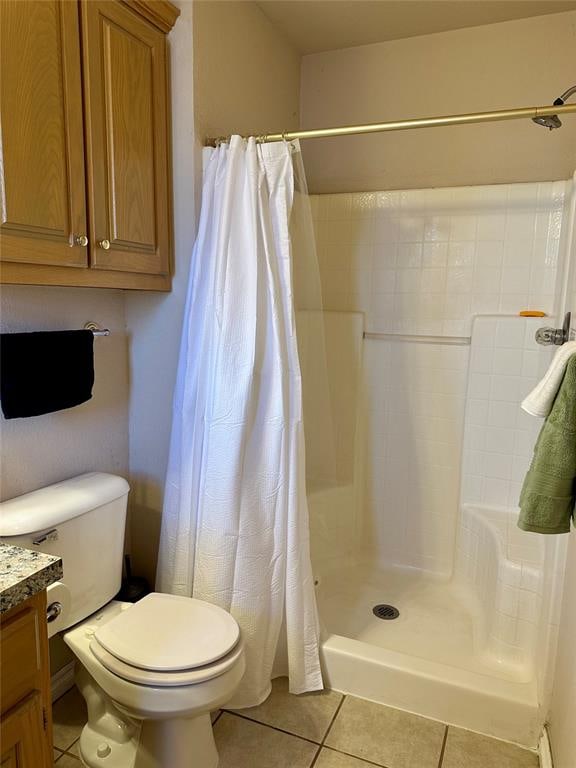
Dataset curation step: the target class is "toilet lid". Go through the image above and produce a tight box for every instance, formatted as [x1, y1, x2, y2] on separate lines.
[94, 593, 240, 671]
[90, 636, 244, 687]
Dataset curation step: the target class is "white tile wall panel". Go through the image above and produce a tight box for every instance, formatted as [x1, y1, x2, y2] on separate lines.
[308, 181, 569, 588]
[360, 339, 468, 574]
[461, 316, 553, 510]
[455, 504, 544, 677]
[312, 181, 568, 336]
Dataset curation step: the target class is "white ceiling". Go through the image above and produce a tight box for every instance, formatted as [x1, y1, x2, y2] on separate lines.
[256, 0, 576, 54]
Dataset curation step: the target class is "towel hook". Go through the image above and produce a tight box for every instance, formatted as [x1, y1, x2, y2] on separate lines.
[535, 312, 571, 346]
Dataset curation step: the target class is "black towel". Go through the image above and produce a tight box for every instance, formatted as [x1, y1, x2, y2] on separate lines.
[0, 330, 94, 419]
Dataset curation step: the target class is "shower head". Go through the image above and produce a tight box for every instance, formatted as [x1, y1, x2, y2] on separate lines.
[532, 85, 576, 130]
[532, 110, 563, 130]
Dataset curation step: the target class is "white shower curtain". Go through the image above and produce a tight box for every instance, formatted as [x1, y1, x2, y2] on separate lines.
[156, 136, 323, 707]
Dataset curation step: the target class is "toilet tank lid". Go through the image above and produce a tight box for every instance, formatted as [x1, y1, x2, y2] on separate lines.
[0, 473, 130, 536]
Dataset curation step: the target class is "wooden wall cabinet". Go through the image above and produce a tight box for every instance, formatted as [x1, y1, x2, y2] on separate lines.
[0, 0, 179, 291]
[0, 592, 52, 768]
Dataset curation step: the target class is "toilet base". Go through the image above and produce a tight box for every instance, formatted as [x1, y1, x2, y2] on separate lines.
[78, 721, 139, 768]
[78, 715, 218, 768]
[135, 715, 218, 768]
[76, 666, 219, 768]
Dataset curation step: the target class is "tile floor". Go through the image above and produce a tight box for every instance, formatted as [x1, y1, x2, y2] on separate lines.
[52, 685, 86, 765]
[52, 678, 539, 767]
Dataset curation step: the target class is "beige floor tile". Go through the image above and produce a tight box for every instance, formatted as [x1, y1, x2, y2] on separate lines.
[67, 740, 81, 757]
[314, 747, 378, 767]
[442, 728, 539, 768]
[325, 696, 445, 768]
[238, 677, 343, 742]
[52, 686, 87, 751]
[54, 752, 82, 766]
[214, 712, 319, 768]
[54, 737, 81, 764]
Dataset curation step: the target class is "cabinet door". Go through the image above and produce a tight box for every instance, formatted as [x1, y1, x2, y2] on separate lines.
[0, 1, 88, 267]
[81, 1, 172, 276]
[0, 693, 48, 768]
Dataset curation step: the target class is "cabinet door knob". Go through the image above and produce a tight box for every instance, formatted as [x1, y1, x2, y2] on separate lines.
[99, 239, 111, 250]
[74, 234, 89, 247]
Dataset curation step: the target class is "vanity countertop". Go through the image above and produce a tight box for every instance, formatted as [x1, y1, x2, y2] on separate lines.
[0, 542, 63, 614]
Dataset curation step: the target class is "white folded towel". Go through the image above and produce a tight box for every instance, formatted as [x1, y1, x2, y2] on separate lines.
[521, 340, 576, 418]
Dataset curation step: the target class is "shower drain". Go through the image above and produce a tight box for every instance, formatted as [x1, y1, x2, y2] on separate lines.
[372, 604, 400, 620]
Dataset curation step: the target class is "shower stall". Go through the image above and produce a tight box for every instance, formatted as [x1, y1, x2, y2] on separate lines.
[298, 176, 575, 747]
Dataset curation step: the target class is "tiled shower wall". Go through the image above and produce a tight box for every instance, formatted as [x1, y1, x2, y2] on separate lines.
[458, 315, 570, 701]
[310, 181, 568, 575]
[310, 181, 566, 336]
[461, 316, 552, 511]
[361, 340, 468, 573]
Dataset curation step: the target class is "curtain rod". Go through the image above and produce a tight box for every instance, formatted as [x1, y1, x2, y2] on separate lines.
[205, 103, 576, 146]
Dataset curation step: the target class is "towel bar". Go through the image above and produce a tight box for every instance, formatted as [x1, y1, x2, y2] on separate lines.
[363, 332, 470, 346]
[84, 322, 110, 337]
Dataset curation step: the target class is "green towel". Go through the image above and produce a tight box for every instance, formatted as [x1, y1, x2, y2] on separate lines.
[518, 355, 576, 534]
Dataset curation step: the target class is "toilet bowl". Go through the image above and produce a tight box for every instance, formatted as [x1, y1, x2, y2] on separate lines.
[0, 474, 245, 768]
[64, 596, 245, 768]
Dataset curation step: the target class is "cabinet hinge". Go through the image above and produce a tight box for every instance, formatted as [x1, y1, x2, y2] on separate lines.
[43, 707, 48, 730]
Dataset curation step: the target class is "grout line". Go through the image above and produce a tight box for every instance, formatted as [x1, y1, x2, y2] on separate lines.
[320, 745, 391, 767]
[437, 725, 449, 768]
[56, 737, 82, 764]
[212, 710, 223, 726]
[224, 710, 321, 746]
[55, 741, 79, 754]
[308, 744, 323, 768]
[321, 694, 346, 745]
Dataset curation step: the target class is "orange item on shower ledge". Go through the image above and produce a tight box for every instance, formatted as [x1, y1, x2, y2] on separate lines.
[519, 310, 547, 317]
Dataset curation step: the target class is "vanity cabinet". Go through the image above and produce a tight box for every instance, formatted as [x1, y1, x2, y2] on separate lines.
[0, 592, 52, 768]
[0, 0, 179, 291]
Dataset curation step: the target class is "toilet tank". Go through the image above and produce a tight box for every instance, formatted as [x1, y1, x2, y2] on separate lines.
[0, 473, 129, 628]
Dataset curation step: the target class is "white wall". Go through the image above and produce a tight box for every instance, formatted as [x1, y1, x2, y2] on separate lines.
[125, 0, 196, 586]
[193, 0, 300, 141]
[0, 287, 128, 500]
[1, 286, 129, 675]
[300, 11, 576, 193]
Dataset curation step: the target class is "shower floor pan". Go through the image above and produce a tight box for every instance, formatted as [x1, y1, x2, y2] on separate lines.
[317, 564, 540, 747]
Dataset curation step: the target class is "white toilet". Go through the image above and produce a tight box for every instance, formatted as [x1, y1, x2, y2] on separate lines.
[0, 473, 245, 768]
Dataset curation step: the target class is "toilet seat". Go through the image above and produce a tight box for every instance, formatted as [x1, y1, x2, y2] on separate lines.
[90, 635, 244, 687]
[93, 592, 240, 673]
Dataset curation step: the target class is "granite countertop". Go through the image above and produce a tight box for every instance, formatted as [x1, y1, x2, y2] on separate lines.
[0, 543, 63, 614]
